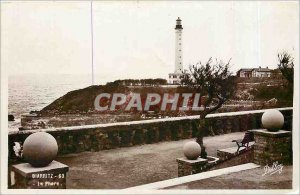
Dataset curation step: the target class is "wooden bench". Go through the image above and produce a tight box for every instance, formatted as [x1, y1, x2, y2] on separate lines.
[232, 131, 254, 153]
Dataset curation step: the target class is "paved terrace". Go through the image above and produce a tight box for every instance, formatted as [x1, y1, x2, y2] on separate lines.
[165, 165, 292, 189]
[55, 132, 291, 189]
[129, 163, 292, 190]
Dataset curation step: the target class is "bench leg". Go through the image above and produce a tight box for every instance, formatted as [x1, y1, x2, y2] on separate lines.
[236, 146, 240, 154]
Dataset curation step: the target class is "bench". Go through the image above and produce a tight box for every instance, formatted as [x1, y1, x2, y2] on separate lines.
[232, 131, 254, 153]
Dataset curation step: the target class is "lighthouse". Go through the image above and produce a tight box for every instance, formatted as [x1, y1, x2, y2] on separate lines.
[168, 17, 184, 84]
[175, 17, 183, 73]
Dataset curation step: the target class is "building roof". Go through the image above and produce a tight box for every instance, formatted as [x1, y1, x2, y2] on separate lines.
[237, 67, 272, 73]
[169, 72, 183, 76]
[237, 68, 253, 72]
[253, 68, 271, 72]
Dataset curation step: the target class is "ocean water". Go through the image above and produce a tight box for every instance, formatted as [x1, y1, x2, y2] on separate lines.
[8, 74, 96, 130]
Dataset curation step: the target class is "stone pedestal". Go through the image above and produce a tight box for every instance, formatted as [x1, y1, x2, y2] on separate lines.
[176, 157, 208, 177]
[251, 129, 292, 165]
[11, 161, 69, 189]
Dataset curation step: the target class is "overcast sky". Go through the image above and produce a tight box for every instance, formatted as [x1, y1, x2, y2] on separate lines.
[1, 1, 299, 83]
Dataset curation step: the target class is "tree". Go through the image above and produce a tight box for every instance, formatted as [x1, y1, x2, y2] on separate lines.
[180, 58, 234, 158]
[278, 51, 294, 84]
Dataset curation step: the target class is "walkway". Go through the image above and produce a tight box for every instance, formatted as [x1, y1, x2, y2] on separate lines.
[57, 132, 245, 189]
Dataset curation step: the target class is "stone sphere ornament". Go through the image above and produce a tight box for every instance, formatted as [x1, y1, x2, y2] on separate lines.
[183, 141, 201, 160]
[23, 132, 58, 167]
[261, 109, 284, 132]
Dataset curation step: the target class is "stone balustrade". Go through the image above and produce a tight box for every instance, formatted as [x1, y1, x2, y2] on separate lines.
[8, 107, 292, 162]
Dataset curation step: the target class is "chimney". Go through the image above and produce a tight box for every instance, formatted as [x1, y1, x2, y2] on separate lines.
[266, 66, 269, 69]
[259, 66, 261, 69]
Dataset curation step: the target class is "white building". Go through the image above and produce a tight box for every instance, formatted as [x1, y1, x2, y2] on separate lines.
[237, 66, 272, 78]
[251, 67, 272, 77]
[168, 17, 184, 84]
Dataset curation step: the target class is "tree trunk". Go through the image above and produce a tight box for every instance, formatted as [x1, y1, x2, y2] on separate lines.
[196, 113, 207, 159]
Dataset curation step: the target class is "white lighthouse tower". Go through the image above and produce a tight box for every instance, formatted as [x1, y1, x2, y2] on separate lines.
[169, 17, 184, 84]
[175, 17, 183, 73]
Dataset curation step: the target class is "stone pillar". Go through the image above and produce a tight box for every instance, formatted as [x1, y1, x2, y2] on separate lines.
[11, 161, 69, 189]
[251, 129, 292, 165]
[176, 157, 208, 177]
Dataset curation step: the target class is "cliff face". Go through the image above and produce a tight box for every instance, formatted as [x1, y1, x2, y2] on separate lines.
[39, 77, 293, 117]
[39, 85, 192, 116]
[40, 85, 128, 116]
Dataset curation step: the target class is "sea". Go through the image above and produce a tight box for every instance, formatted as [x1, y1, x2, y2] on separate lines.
[8, 74, 99, 131]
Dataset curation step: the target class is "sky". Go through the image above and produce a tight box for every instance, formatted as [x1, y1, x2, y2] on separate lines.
[1, 1, 299, 84]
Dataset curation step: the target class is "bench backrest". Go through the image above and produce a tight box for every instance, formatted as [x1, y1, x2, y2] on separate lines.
[241, 131, 254, 144]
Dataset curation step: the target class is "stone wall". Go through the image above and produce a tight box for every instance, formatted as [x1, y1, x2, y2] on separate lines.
[209, 149, 253, 171]
[8, 108, 292, 163]
[176, 148, 254, 177]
